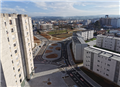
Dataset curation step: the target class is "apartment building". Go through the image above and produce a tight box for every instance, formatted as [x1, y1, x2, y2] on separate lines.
[0, 13, 34, 87]
[77, 30, 94, 41]
[96, 35, 120, 52]
[83, 46, 120, 86]
[72, 37, 88, 62]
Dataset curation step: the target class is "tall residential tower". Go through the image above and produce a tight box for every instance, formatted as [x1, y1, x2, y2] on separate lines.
[0, 13, 34, 87]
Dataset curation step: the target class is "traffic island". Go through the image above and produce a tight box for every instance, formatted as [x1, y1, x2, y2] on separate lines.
[42, 43, 61, 61]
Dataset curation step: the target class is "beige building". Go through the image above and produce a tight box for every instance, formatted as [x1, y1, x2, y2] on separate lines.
[0, 13, 34, 87]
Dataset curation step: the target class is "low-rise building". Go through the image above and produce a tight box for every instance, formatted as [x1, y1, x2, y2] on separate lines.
[83, 46, 120, 86]
[72, 37, 88, 62]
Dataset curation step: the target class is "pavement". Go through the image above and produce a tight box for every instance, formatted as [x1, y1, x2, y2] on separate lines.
[25, 64, 68, 87]
[67, 40, 101, 87]
[87, 40, 96, 46]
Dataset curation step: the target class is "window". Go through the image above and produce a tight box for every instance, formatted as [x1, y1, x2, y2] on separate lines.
[7, 37, 9, 42]
[12, 60, 14, 63]
[97, 65, 99, 67]
[13, 67, 15, 70]
[14, 43, 16, 47]
[3, 14, 5, 17]
[107, 64, 110, 66]
[106, 74, 109, 76]
[18, 68, 20, 72]
[11, 54, 12, 57]
[6, 31, 8, 34]
[15, 50, 17, 53]
[27, 32, 28, 35]
[97, 69, 99, 71]
[4, 22, 6, 26]
[107, 69, 109, 71]
[9, 20, 12, 25]
[19, 74, 21, 77]
[98, 60, 100, 62]
[11, 28, 14, 32]
[20, 79, 22, 83]
[108, 59, 111, 61]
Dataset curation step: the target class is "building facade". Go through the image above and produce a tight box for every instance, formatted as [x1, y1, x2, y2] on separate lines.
[72, 37, 88, 62]
[96, 35, 120, 53]
[0, 13, 34, 87]
[83, 46, 120, 86]
[77, 30, 94, 41]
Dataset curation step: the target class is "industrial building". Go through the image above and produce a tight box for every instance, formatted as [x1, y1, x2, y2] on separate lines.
[96, 35, 120, 52]
[72, 37, 88, 62]
[0, 13, 34, 87]
[83, 46, 120, 86]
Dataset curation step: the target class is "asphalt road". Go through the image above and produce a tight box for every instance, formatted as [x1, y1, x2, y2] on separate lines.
[61, 40, 93, 87]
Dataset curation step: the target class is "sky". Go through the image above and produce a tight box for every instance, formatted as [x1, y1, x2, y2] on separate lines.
[1, 0, 120, 17]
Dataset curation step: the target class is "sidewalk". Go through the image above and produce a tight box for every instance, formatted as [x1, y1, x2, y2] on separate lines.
[67, 40, 101, 87]
[33, 34, 49, 59]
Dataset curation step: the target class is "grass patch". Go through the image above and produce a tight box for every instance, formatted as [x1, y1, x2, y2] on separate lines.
[52, 33, 72, 38]
[85, 38, 96, 42]
[48, 30, 71, 35]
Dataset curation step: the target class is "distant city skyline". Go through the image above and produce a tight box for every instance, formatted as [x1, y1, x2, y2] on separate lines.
[1, 0, 120, 17]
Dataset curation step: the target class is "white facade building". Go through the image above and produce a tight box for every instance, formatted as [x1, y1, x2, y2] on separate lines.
[83, 46, 120, 86]
[96, 35, 120, 53]
[72, 37, 88, 62]
[0, 13, 34, 87]
[77, 30, 94, 41]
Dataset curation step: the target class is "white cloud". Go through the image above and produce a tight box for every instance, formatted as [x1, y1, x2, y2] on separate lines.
[2, 6, 26, 13]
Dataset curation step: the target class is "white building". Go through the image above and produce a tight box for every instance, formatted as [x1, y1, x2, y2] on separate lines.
[37, 23, 53, 30]
[77, 30, 94, 41]
[72, 37, 88, 62]
[83, 46, 120, 86]
[0, 13, 34, 87]
[96, 35, 120, 52]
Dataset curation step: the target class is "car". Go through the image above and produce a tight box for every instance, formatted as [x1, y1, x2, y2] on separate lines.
[80, 78, 84, 81]
[70, 74, 73, 76]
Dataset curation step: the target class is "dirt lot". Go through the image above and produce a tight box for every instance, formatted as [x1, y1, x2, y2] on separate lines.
[51, 43, 58, 46]
[49, 47, 53, 49]
[55, 47, 61, 51]
[45, 50, 53, 53]
[46, 54, 58, 58]
[40, 33, 51, 39]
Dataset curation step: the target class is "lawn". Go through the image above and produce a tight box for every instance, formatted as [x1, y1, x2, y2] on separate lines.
[52, 33, 72, 38]
[48, 30, 71, 35]
[85, 38, 96, 42]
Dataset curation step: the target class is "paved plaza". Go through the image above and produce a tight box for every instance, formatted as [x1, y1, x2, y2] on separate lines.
[25, 64, 68, 87]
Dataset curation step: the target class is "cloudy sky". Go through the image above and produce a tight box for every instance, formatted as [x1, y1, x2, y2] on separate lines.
[1, 0, 120, 17]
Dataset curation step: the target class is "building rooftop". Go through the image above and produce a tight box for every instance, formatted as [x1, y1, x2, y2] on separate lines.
[85, 46, 120, 61]
[77, 37, 86, 44]
[72, 37, 81, 44]
[100, 52, 112, 58]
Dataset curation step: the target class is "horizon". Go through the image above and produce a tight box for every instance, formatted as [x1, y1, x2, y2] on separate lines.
[1, 0, 120, 17]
